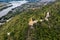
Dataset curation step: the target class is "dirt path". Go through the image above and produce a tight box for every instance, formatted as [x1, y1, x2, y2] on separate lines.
[26, 18, 38, 40]
[26, 26, 35, 40]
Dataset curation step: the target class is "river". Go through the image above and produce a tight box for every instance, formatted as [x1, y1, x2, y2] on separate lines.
[0, 0, 55, 17]
[0, 1, 28, 17]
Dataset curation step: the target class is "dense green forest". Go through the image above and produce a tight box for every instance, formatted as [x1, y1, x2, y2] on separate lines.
[0, 1, 60, 40]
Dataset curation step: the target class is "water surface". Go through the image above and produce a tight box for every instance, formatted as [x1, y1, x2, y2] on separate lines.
[0, 1, 28, 17]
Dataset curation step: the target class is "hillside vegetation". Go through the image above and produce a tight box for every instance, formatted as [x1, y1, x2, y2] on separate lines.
[0, 1, 60, 40]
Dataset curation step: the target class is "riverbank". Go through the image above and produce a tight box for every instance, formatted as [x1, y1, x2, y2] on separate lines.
[0, 1, 28, 25]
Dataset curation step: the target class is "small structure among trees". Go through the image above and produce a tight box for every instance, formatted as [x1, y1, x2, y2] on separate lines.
[45, 12, 50, 21]
[28, 17, 38, 29]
